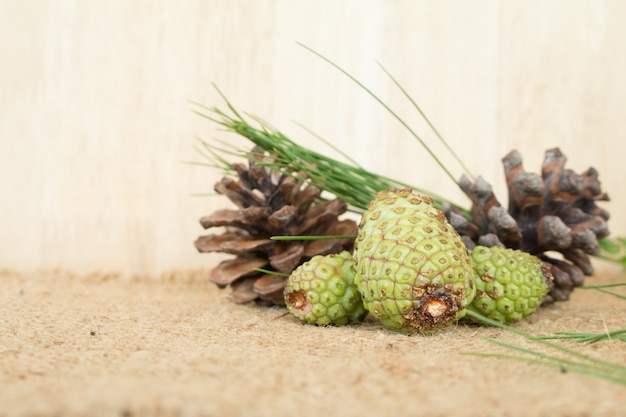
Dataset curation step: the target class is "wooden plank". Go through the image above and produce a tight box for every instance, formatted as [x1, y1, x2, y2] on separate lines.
[0, 1, 623, 276]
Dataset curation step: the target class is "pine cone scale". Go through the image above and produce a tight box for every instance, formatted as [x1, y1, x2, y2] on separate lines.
[253, 274, 288, 296]
[230, 278, 259, 304]
[269, 243, 305, 273]
[267, 205, 296, 232]
[294, 186, 322, 216]
[195, 233, 272, 255]
[199, 209, 261, 230]
[215, 177, 263, 208]
[209, 257, 268, 286]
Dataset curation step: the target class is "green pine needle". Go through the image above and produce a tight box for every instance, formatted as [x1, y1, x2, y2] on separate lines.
[463, 310, 626, 386]
[253, 268, 290, 277]
[538, 329, 626, 344]
[375, 61, 476, 181]
[296, 42, 461, 188]
[580, 282, 626, 301]
[598, 236, 626, 266]
[194, 83, 471, 217]
[270, 235, 357, 241]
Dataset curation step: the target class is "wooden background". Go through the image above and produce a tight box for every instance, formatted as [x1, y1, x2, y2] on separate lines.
[2, 0, 625, 277]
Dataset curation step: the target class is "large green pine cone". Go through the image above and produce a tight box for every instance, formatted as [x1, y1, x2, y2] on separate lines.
[354, 188, 476, 334]
[467, 245, 552, 323]
[284, 251, 367, 326]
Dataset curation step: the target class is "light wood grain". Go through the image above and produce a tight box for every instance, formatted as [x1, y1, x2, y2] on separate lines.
[2, 0, 624, 277]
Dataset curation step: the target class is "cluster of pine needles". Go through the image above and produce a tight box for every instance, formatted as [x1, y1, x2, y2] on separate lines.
[192, 44, 626, 386]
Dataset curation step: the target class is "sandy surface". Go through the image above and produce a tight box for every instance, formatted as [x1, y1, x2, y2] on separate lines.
[1, 264, 626, 417]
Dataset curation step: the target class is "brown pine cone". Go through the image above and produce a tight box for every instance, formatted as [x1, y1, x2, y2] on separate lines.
[444, 147, 609, 304]
[195, 147, 357, 306]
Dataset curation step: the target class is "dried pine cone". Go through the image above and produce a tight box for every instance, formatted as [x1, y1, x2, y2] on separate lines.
[195, 147, 358, 306]
[444, 147, 609, 304]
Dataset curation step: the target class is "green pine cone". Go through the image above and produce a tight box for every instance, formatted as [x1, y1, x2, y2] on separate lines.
[284, 251, 368, 326]
[467, 245, 553, 323]
[354, 188, 476, 334]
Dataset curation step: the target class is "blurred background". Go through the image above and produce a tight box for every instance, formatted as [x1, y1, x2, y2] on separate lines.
[1, 0, 625, 278]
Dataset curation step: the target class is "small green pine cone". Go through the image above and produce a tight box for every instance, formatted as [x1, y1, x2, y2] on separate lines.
[467, 245, 553, 323]
[284, 251, 368, 326]
[354, 188, 476, 334]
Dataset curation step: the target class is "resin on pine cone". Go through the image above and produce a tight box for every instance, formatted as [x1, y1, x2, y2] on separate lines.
[354, 188, 476, 334]
[443, 147, 609, 304]
[195, 147, 357, 305]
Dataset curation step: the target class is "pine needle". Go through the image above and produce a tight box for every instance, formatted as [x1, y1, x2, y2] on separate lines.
[376, 61, 476, 181]
[253, 268, 290, 277]
[270, 235, 357, 241]
[290, 119, 363, 168]
[463, 310, 626, 386]
[579, 282, 626, 301]
[194, 97, 468, 215]
[538, 329, 626, 344]
[296, 42, 460, 188]
[598, 236, 626, 266]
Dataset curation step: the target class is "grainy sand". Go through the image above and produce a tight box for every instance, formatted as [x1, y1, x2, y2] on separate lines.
[1, 264, 625, 417]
